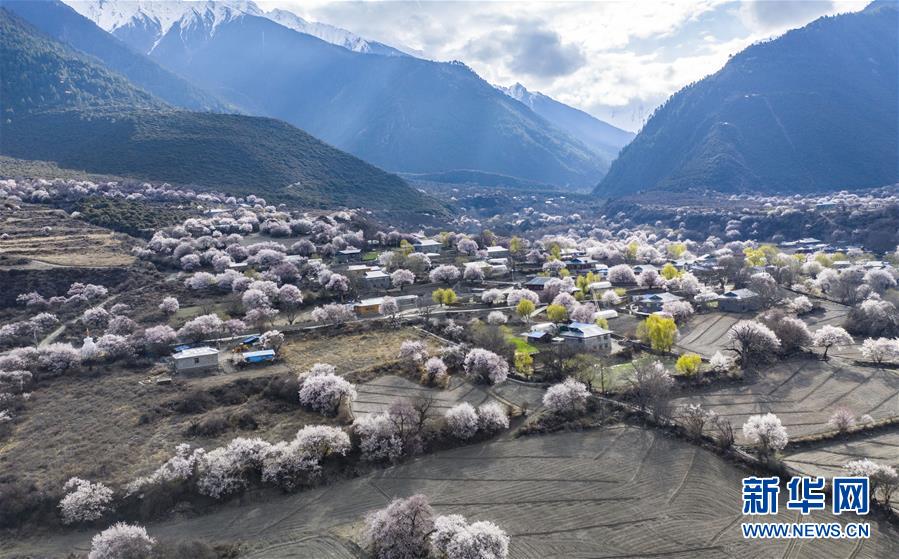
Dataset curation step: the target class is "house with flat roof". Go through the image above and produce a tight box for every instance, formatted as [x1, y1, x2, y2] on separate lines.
[353, 295, 419, 316]
[172, 346, 219, 373]
[335, 247, 362, 263]
[485, 246, 509, 258]
[718, 289, 761, 313]
[364, 270, 391, 290]
[413, 239, 442, 253]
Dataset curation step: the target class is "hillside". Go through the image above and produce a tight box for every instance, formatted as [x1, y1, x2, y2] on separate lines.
[0, 6, 163, 116]
[72, 1, 607, 188]
[500, 83, 634, 166]
[4, 0, 229, 112]
[0, 8, 438, 212]
[595, 2, 899, 197]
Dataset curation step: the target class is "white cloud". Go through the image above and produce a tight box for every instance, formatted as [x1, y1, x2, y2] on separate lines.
[257, 0, 868, 131]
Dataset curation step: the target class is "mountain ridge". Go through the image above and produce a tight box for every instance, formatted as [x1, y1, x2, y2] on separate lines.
[595, 3, 899, 197]
[65, 0, 611, 188]
[0, 7, 439, 212]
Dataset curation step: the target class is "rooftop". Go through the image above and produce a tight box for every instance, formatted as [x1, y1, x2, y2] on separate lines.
[173, 346, 218, 358]
[559, 322, 612, 338]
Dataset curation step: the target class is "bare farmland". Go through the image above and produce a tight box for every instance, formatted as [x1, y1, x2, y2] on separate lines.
[6, 426, 897, 558]
[674, 312, 743, 358]
[671, 359, 899, 440]
[352, 374, 545, 418]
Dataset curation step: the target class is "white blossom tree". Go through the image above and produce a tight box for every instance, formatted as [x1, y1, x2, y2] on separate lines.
[742, 413, 788, 459]
[727, 321, 780, 369]
[709, 351, 733, 373]
[860, 337, 899, 366]
[391, 268, 415, 290]
[88, 523, 155, 559]
[844, 459, 898, 507]
[477, 402, 509, 434]
[276, 284, 304, 324]
[608, 264, 636, 285]
[260, 330, 285, 351]
[445, 402, 479, 439]
[812, 325, 853, 360]
[59, 477, 114, 524]
[431, 514, 510, 559]
[661, 300, 694, 323]
[311, 303, 354, 328]
[398, 340, 429, 364]
[486, 311, 508, 325]
[827, 406, 856, 433]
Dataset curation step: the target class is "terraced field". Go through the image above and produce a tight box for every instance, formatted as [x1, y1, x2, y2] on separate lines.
[671, 359, 899, 440]
[352, 375, 545, 418]
[7, 426, 898, 558]
[675, 312, 743, 358]
[0, 205, 134, 268]
[784, 430, 899, 479]
[784, 429, 899, 513]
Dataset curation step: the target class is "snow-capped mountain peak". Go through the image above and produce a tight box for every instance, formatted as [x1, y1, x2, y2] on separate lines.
[66, 0, 411, 57]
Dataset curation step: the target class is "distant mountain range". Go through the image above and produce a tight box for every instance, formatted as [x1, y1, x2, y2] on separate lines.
[0, 4, 439, 212]
[499, 83, 634, 168]
[596, 1, 899, 197]
[63, 0, 625, 189]
[65, 0, 414, 57]
[5, 0, 230, 111]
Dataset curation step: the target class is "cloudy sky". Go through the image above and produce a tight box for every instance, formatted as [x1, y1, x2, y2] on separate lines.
[257, 0, 867, 131]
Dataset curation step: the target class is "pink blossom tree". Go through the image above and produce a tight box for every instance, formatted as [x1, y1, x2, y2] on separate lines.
[297, 364, 357, 415]
[158, 296, 179, 315]
[543, 378, 591, 417]
[463, 348, 509, 385]
[391, 269, 415, 291]
[276, 284, 304, 324]
[429, 265, 461, 285]
[364, 494, 434, 559]
[311, 303, 354, 328]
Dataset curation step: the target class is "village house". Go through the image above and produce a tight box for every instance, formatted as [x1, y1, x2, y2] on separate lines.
[632, 264, 659, 276]
[485, 246, 509, 258]
[563, 256, 598, 272]
[346, 264, 376, 278]
[558, 322, 613, 353]
[587, 280, 612, 294]
[364, 270, 391, 290]
[717, 288, 761, 313]
[335, 247, 362, 263]
[413, 239, 442, 253]
[172, 346, 219, 374]
[353, 295, 419, 317]
[525, 276, 552, 292]
[634, 292, 683, 314]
